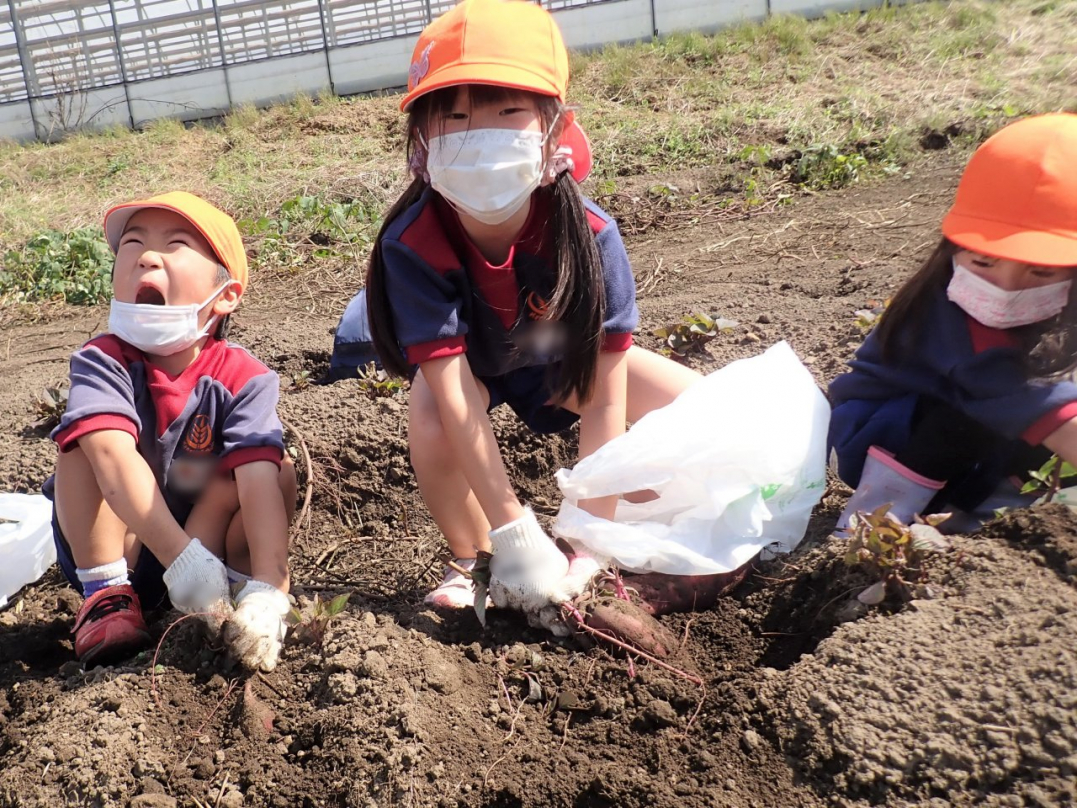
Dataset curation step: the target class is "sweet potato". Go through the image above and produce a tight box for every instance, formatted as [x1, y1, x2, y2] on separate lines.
[580, 595, 678, 659]
[626, 561, 753, 616]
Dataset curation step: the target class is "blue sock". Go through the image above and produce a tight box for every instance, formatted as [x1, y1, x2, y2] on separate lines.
[76, 559, 130, 598]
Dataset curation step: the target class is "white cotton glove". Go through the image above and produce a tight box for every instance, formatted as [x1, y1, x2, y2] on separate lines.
[222, 580, 290, 672]
[162, 538, 233, 635]
[488, 509, 572, 612]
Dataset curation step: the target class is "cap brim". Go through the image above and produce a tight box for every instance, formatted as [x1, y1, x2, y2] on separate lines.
[103, 201, 225, 266]
[400, 62, 561, 112]
[942, 211, 1077, 267]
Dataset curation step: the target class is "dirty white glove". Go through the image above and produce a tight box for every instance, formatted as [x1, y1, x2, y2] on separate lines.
[488, 509, 571, 612]
[222, 580, 290, 672]
[162, 538, 233, 635]
[526, 553, 605, 636]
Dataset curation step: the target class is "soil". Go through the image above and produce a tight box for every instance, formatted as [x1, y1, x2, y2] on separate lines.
[3, 147, 1075, 808]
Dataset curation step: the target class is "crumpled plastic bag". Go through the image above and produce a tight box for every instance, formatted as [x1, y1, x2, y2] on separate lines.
[553, 342, 830, 575]
[0, 493, 56, 609]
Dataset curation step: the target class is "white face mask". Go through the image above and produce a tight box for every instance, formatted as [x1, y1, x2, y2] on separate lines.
[946, 258, 1072, 329]
[109, 281, 231, 356]
[426, 128, 546, 225]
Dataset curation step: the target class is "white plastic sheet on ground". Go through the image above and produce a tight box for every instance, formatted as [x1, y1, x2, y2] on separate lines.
[553, 342, 830, 575]
[0, 493, 55, 609]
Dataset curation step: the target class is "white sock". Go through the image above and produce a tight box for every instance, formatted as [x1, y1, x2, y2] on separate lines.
[76, 559, 130, 597]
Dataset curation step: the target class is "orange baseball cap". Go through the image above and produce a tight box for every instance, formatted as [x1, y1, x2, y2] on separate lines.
[401, 0, 592, 182]
[104, 191, 250, 292]
[942, 113, 1077, 267]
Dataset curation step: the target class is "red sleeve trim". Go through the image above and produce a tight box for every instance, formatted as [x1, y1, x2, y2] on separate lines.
[219, 445, 283, 473]
[55, 415, 138, 452]
[406, 336, 467, 365]
[1022, 400, 1077, 446]
[601, 332, 634, 353]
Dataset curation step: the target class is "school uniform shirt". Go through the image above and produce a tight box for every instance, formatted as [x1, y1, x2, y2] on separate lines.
[42, 335, 284, 524]
[379, 186, 639, 378]
[828, 286, 1077, 488]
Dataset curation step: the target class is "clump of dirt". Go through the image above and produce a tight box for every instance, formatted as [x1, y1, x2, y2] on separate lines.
[764, 533, 1077, 807]
[982, 503, 1077, 585]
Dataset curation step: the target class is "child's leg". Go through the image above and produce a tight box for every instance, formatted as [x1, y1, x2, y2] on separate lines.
[624, 346, 702, 422]
[185, 459, 297, 583]
[53, 445, 153, 666]
[54, 445, 142, 574]
[408, 368, 494, 559]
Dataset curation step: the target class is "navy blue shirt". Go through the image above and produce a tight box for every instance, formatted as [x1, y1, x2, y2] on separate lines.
[829, 287, 1077, 485]
[379, 186, 639, 378]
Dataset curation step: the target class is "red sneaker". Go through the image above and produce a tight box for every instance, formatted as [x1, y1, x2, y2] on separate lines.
[73, 584, 152, 667]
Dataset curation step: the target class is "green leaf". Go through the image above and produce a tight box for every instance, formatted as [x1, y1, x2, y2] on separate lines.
[473, 580, 488, 628]
[326, 593, 350, 617]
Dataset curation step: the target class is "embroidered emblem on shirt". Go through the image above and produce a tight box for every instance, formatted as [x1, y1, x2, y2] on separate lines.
[526, 291, 550, 321]
[183, 414, 214, 453]
[409, 42, 435, 89]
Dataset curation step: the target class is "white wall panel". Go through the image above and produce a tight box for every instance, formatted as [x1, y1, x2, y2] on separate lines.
[0, 100, 34, 141]
[227, 53, 330, 107]
[329, 35, 419, 97]
[771, 0, 885, 18]
[556, 0, 654, 48]
[656, 0, 768, 34]
[30, 87, 130, 141]
[129, 70, 230, 125]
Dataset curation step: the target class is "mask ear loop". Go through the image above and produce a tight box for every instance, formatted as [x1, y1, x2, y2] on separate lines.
[202, 271, 236, 340]
[541, 107, 575, 187]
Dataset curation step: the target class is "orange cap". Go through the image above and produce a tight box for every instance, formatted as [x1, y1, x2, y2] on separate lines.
[401, 0, 592, 182]
[103, 191, 249, 292]
[941, 113, 1077, 267]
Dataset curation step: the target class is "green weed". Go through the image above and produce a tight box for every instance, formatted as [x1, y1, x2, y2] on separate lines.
[1021, 455, 1077, 502]
[286, 592, 349, 647]
[0, 228, 112, 304]
[653, 312, 738, 358]
[33, 386, 69, 430]
[356, 362, 404, 399]
[843, 506, 952, 605]
[793, 144, 869, 189]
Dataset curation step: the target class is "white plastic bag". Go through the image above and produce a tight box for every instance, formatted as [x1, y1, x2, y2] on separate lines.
[553, 342, 830, 575]
[0, 493, 56, 609]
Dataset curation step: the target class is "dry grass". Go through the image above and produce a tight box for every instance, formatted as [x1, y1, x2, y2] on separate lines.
[0, 0, 1072, 272]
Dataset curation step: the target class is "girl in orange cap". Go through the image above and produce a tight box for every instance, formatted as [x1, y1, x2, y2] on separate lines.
[829, 113, 1077, 532]
[356, 0, 700, 616]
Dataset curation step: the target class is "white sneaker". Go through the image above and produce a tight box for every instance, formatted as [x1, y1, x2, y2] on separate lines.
[424, 559, 479, 609]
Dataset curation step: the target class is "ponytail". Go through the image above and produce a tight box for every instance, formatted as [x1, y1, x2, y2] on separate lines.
[546, 170, 605, 405]
[366, 176, 427, 378]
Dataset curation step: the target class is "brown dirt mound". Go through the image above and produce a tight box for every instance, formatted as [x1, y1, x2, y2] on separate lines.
[764, 532, 1077, 807]
[4, 153, 1076, 807]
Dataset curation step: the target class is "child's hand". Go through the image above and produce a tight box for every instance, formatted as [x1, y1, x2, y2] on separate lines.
[222, 580, 290, 672]
[161, 538, 234, 634]
[488, 509, 576, 612]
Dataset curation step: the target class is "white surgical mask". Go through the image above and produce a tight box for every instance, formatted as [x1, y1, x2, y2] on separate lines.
[426, 128, 546, 225]
[946, 258, 1071, 329]
[109, 281, 231, 356]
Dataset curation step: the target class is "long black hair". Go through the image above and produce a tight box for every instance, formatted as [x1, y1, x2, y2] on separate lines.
[365, 85, 606, 404]
[876, 237, 1077, 378]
